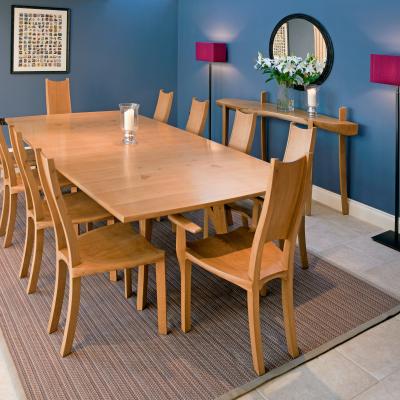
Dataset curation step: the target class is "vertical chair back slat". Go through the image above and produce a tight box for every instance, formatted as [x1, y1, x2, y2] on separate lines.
[45, 78, 72, 115]
[35, 149, 81, 266]
[248, 157, 308, 281]
[153, 90, 174, 123]
[185, 98, 209, 136]
[9, 127, 34, 214]
[284, 122, 317, 162]
[228, 110, 257, 154]
[0, 127, 18, 186]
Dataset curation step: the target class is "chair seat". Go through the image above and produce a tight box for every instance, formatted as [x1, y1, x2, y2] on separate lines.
[64, 223, 165, 277]
[63, 191, 111, 224]
[187, 227, 286, 289]
[37, 191, 112, 229]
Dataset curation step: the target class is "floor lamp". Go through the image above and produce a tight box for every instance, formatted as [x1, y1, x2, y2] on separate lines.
[196, 42, 227, 140]
[370, 54, 400, 251]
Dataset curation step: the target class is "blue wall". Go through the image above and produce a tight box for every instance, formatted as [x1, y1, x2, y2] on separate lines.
[177, 0, 400, 215]
[0, 0, 177, 121]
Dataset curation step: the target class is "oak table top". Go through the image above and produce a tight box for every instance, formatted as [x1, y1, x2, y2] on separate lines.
[6, 111, 270, 223]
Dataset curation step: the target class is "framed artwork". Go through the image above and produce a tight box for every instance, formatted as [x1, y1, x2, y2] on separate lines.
[11, 5, 70, 74]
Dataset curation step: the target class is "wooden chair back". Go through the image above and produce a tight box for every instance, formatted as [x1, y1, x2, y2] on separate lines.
[45, 78, 72, 115]
[284, 123, 317, 162]
[185, 98, 209, 136]
[9, 128, 45, 220]
[35, 149, 81, 266]
[153, 90, 174, 123]
[249, 156, 309, 281]
[228, 110, 257, 154]
[0, 128, 18, 186]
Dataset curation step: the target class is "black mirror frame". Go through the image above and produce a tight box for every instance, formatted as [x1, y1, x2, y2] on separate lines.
[269, 13, 334, 91]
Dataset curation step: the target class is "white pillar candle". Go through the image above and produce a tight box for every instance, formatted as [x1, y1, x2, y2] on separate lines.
[124, 108, 136, 131]
[307, 87, 317, 107]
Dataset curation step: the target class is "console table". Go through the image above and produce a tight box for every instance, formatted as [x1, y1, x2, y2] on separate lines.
[216, 92, 359, 215]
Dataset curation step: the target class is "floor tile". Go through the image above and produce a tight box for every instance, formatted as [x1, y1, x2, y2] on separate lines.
[352, 368, 400, 400]
[346, 235, 400, 264]
[319, 245, 380, 275]
[257, 350, 376, 400]
[358, 260, 400, 299]
[0, 331, 25, 400]
[305, 219, 363, 254]
[238, 390, 268, 400]
[337, 318, 400, 380]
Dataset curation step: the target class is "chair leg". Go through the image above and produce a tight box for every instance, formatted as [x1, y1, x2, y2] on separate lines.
[3, 193, 18, 248]
[247, 289, 265, 376]
[281, 278, 299, 358]
[108, 219, 118, 281]
[226, 207, 233, 226]
[0, 185, 10, 236]
[61, 276, 81, 357]
[124, 269, 132, 299]
[155, 260, 168, 335]
[203, 210, 209, 239]
[241, 215, 249, 228]
[136, 265, 148, 311]
[19, 217, 35, 278]
[26, 228, 45, 294]
[298, 216, 308, 269]
[180, 259, 192, 333]
[48, 260, 67, 334]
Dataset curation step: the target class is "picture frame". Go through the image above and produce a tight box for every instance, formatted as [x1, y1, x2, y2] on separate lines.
[11, 5, 71, 74]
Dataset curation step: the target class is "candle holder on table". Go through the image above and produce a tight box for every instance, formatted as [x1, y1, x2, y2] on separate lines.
[306, 85, 319, 118]
[119, 103, 139, 145]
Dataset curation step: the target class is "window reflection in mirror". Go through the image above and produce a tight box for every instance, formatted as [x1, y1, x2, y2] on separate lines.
[272, 19, 327, 65]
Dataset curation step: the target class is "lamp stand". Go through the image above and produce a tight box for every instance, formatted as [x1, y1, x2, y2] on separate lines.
[372, 86, 400, 250]
[208, 63, 212, 140]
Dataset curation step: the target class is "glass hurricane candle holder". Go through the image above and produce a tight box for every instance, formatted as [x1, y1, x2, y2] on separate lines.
[119, 103, 139, 144]
[306, 85, 319, 118]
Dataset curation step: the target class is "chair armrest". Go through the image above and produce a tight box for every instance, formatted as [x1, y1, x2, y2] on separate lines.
[168, 214, 202, 234]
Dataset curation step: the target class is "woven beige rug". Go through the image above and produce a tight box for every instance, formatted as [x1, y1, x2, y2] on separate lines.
[0, 198, 398, 400]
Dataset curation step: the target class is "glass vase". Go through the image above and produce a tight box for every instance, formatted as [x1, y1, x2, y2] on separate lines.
[119, 103, 140, 145]
[277, 84, 294, 112]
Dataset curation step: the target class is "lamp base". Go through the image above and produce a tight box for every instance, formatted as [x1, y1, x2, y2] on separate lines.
[372, 230, 400, 251]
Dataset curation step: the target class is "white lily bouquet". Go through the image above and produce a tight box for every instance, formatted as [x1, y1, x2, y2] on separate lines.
[255, 52, 326, 113]
[255, 52, 325, 87]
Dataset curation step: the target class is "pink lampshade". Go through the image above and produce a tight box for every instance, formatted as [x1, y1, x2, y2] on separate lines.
[370, 54, 400, 86]
[196, 42, 227, 63]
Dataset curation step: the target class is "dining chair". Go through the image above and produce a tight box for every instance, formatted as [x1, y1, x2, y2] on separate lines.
[45, 78, 72, 115]
[203, 110, 257, 238]
[153, 89, 174, 123]
[9, 127, 115, 294]
[185, 98, 209, 136]
[169, 155, 309, 375]
[227, 122, 316, 269]
[35, 148, 167, 356]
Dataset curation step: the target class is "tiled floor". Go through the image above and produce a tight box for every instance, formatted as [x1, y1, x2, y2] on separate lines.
[0, 202, 399, 399]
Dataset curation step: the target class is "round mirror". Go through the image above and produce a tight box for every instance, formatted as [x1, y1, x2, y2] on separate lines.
[269, 14, 334, 90]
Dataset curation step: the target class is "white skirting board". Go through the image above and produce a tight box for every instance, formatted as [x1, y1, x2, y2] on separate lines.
[312, 185, 397, 231]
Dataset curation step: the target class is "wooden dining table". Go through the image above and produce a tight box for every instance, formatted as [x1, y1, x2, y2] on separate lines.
[6, 111, 270, 225]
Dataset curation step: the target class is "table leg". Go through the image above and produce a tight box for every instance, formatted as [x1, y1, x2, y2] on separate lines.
[137, 219, 153, 310]
[261, 116, 267, 161]
[339, 134, 349, 215]
[222, 105, 229, 146]
[108, 219, 119, 282]
[208, 205, 228, 234]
